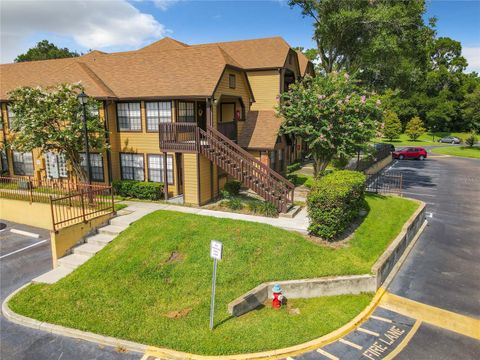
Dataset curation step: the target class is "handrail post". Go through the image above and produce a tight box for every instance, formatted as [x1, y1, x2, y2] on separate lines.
[49, 195, 56, 233]
[28, 176, 33, 204]
[80, 190, 87, 223]
[111, 186, 115, 214]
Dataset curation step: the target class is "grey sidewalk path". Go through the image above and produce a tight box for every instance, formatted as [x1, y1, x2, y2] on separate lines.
[122, 201, 310, 233]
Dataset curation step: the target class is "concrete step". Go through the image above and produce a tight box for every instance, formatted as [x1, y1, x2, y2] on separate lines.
[87, 233, 116, 246]
[109, 212, 148, 227]
[32, 266, 74, 284]
[98, 224, 127, 236]
[57, 254, 90, 270]
[279, 205, 302, 218]
[73, 243, 104, 257]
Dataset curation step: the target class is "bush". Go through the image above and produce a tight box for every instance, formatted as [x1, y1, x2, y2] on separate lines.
[465, 132, 478, 147]
[224, 180, 241, 196]
[112, 180, 163, 200]
[307, 170, 366, 240]
[226, 197, 243, 210]
[247, 201, 260, 214]
[258, 201, 278, 217]
[287, 162, 301, 173]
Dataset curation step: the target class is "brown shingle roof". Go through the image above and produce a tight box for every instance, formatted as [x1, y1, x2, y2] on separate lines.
[238, 110, 282, 149]
[296, 50, 312, 76]
[137, 37, 189, 52]
[193, 37, 291, 70]
[0, 45, 243, 100]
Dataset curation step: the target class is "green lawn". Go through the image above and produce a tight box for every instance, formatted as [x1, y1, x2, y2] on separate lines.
[9, 194, 418, 355]
[374, 132, 471, 147]
[432, 146, 480, 159]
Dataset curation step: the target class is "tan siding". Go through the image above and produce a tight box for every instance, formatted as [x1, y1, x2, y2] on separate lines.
[247, 70, 280, 111]
[213, 68, 251, 128]
[183, 153, 198, 205]
[199, 154, 213, 205]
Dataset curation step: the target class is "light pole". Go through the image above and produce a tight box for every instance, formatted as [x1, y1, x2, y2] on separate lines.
[77, 91, 92, 185]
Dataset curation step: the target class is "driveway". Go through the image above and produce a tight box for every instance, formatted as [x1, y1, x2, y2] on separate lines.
[0, 220, 140, 360]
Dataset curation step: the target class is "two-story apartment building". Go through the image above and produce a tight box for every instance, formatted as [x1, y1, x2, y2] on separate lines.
[0, 36, 313, 212]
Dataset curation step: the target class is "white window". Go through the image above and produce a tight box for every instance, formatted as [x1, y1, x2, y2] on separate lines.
[148, 154, 173, 184]
[80, 153, 104, 182]
[45, 152, 68, 179]
[117, 102, 141, 131]
[7, 105, 15, 128]
[146, 102, 172, 131]
[120, 153, 144, 180]
[177, 101, 195, 122]
[13, 152, 34, 176]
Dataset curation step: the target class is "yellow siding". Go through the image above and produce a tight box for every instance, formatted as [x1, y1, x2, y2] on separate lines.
[247, 70, 280, 111]
[106, 100, 178, 195]
[183, 153, 198, 205]
[213, 68, 251, 128]
[199, 154, 213, 205]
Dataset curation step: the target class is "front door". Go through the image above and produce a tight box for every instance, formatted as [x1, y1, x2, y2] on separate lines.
[197, 102, 207, 130]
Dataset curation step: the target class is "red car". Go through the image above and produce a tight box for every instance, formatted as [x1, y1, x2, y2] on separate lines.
[392, 147, 427, 160]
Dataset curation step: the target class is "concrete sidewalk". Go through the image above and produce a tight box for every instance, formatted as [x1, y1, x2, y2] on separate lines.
[121, 201, 310, 234]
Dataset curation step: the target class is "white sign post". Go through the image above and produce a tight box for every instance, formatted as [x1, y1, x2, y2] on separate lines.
[209, 240, 222, 330]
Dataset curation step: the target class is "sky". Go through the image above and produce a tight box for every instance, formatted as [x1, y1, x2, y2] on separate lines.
[1, 0, 479, 72]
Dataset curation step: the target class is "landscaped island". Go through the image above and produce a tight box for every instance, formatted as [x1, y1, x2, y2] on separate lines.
[9, 194, 418, 355]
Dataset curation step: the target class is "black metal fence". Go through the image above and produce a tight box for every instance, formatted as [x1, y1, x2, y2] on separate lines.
[365, 171, 403, 195]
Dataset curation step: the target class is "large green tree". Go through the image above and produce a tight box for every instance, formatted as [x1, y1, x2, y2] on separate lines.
[277, 72, 381, 176]
[289, 0, 433, 92]
[15, 40, 79, 63]
[7, 83, 106, 181]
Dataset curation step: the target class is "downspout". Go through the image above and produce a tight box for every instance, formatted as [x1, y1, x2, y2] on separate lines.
[103, 100, 113, 184]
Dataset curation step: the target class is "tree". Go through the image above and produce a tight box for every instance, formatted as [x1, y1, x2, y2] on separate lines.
[382, 111, 402, 142]
[461, 85, 480, 132]
[405, 116, 426, 141]
[277, 72, 381, 176]
[15, 40, 79, 63]
[289, 0, 433, 91]
[293, 46, 318, 61]
[465, 131, 478, 148]
[7, 83, 106, 181]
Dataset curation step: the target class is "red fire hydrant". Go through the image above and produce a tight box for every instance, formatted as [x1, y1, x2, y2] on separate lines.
[272, 284, 283, 309]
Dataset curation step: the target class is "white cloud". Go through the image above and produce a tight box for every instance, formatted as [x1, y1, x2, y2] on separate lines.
[0, 0, 167, 63]
[153, 0, 180, 11]
[463, 47, 480, 73]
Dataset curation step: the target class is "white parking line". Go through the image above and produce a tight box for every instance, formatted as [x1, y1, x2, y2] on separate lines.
[339, 338, 363, 350]
[0, 239, 47, 260]
[357, 327, 380, 337]
[370, 315, 393, 323]
[316, 348, 339, 360]
[10, 228, 40, 238]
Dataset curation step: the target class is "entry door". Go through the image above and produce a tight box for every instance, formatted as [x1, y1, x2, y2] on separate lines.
[197, 102, 207, 130]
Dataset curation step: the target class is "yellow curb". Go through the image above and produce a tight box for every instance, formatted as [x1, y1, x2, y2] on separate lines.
[143, 288, 387, 360]
[382, 319, 422, 360]
[380, 292, 480, 340]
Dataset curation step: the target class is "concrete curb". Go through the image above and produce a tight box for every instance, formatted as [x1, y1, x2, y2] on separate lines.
[2, 198, 427, 359]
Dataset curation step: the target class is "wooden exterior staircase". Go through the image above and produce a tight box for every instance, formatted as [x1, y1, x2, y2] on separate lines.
[159, 123, 294, 212]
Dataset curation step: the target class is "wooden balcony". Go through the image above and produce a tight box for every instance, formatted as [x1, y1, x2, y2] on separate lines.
[159, 122, 199, 153]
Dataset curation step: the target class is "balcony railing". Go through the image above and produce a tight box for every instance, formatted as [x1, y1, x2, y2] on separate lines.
[159, 122, 199, 152]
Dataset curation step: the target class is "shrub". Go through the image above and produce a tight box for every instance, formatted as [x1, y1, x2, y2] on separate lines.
[226, 197, 243, 210]
[258, 201, 278, 217]
[465, 132, 478, 147]
[224, 180, 241, 196]
[112, 180, 163, 200]
[307, 170, 366, 240]
[287, 162, 301, 173]
[382, 111, 402, 142]
[405, 116, 426, 141]
[247, 201, 260, 214]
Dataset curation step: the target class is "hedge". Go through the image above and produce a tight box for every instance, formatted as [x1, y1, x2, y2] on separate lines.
[112, 180, 163, 200]
[224, 180, 241, 196]
[307, 170, 366, 240]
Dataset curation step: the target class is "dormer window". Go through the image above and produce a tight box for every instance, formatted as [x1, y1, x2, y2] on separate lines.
[229, 74, 236, 89]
